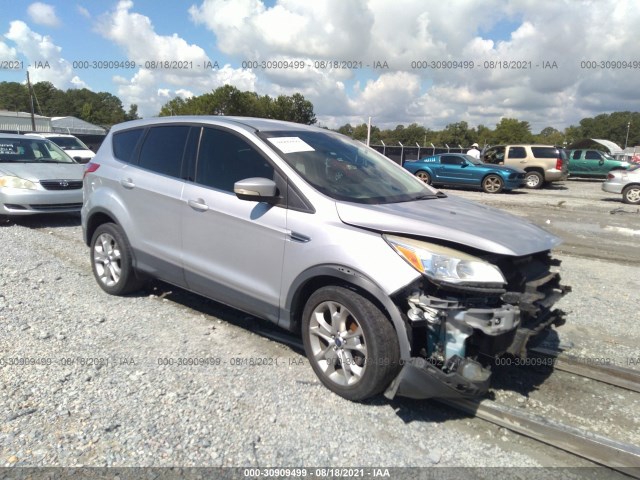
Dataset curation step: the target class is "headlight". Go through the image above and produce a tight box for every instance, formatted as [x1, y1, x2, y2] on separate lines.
[385, 234, 505, 286]
[0, 176, 37, 190]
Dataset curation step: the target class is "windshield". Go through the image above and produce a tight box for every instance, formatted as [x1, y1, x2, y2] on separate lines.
[49, 136, 90, 150]
[259, 130, 439, 204]
[0, 138, 76, 163]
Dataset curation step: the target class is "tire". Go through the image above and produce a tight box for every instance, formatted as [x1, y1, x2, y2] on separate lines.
[622, 185, 640, 205]
[90, 223, 144, 295]
[524, 171, 544, 189]
[482, 174, 504, 193]
[301, 286, 401, 401]
[415, 170, 431, 184]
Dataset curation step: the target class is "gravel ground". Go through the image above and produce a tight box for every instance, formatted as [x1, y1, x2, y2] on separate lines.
[0, 179, 638, 474]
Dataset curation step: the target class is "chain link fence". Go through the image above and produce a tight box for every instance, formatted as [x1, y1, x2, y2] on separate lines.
[369, 144, 468, 165]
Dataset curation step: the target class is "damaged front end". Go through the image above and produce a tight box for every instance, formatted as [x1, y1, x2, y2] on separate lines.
[383, 235, 571, 400]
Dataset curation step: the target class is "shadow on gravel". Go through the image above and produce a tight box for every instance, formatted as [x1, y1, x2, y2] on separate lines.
[1, 213, 81, 229]
[131, 280, 560, 424]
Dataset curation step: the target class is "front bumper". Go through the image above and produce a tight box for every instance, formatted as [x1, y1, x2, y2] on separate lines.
[385, 356, 491, 400]
[384, 252, 570, 400]
[0, 188, 83, 215]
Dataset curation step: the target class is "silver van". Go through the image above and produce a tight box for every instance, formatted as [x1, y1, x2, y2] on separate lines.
[82, 116, 570, 401]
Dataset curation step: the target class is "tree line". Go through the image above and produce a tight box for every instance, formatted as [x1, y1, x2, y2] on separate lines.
[1, 81, 637, 149]
[337, 113, 640, 149]
[158, 85, 317, 125]
[0, 81, 139, 126]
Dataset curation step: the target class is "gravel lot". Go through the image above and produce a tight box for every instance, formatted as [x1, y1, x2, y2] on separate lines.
[0, 179, 638, 474]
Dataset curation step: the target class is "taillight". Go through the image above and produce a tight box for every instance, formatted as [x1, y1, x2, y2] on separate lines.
[83, 162, 100, 179]
[607, 173, 615, 180]
[555, 158, 563, 170]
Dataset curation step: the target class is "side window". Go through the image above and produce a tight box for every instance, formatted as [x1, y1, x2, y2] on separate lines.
[585, 150, 601, 160]
[509, 147, 526, 159]
[484, 146, 505, 163]
[571, 150, 581, 160]
[112, 128, 144, 164]
[195, 128, 274, 192]
[138, 126, 190, 177]
[441, 155, 462, 165]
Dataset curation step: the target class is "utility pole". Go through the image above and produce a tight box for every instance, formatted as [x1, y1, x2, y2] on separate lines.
[625, 121, 631, 149]
[26, 71, 36, 131]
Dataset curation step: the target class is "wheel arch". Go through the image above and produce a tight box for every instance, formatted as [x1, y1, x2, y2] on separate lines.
[281, 265, 411, 359]
[84, 208, 120, 246]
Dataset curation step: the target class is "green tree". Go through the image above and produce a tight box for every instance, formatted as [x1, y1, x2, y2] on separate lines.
[535, 126, 564, 145]
[439, 121, 476, 147]
[492, 118, 533, 144]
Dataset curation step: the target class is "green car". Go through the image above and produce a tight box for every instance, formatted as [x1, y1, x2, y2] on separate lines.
[568, 149, 631, 178]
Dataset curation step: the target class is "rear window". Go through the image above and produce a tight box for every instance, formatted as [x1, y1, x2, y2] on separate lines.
[112, 128, 144, 163]
[531, 147, 561, 158]
[137, 126, 190, 178]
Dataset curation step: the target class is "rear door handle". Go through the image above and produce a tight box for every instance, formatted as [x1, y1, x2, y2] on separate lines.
[120, 178, 135, 189]
[188, 198, 209, 212]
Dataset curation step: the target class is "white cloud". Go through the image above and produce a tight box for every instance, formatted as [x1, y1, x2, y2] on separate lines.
[184, 0, 640, 131]
[77, 5, 91, 19]
[4, 20, 86, 89]
[27, 2, 61, 28]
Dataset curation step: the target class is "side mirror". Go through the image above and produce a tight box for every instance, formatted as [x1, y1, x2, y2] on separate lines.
[460, 162, 468, 168]
[234, 177, 278, 202]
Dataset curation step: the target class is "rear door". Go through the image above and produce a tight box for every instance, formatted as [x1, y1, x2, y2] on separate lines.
[114, 125, 191, 286]
[181, 126, 287, 322]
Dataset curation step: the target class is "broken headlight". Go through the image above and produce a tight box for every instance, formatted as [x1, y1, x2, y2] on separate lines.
[385, 235, 505, 287]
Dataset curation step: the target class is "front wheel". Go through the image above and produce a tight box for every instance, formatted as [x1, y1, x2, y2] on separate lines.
[524, 171, 544, 189]
[301, 286, 400, 401]
[622, 185, 640, 204]
[90, 223, 144, 295]
[482, 174, 504, 193]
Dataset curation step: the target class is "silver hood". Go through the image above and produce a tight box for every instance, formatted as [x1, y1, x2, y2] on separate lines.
[336, 195, 561, 256]
[0, 163, 84, 182]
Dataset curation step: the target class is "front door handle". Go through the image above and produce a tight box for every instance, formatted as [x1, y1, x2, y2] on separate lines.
[120, 178, 135, 189]
[188, 198, 209, 212]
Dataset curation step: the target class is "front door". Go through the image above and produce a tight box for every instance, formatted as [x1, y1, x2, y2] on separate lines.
[181, 127, 287, 323]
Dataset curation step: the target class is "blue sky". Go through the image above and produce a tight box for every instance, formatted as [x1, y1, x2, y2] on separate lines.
[1, 1, 639, 132]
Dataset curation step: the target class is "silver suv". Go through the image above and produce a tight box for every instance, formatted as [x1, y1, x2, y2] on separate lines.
[82, 116, 570, 401]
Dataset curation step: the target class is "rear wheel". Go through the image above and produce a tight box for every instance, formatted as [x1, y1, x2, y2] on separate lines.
[524, 171, 544, 189]
[302, 286, 400, 401]
[415, 170, 431, 184]
[622, 185, 640, 204]
[482, 174, 504, 193]
[90, 223, 144, 295]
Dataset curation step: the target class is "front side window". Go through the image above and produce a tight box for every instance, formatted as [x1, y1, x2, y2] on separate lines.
[585, 150, 602, 160]
[138, 126, 190, 177]
[484, 146, 505, 163]
[441, 155, 464, 165]
[258, 130, 437, 204]
[196, 128, 274, 192]
[509, 147, 526, 159]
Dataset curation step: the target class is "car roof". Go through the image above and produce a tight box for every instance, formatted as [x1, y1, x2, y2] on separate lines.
[109, 116, 322, 135]
[1, 133, 50, 140]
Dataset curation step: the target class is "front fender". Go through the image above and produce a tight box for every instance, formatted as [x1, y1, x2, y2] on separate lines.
[281, 264, 412, 359]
